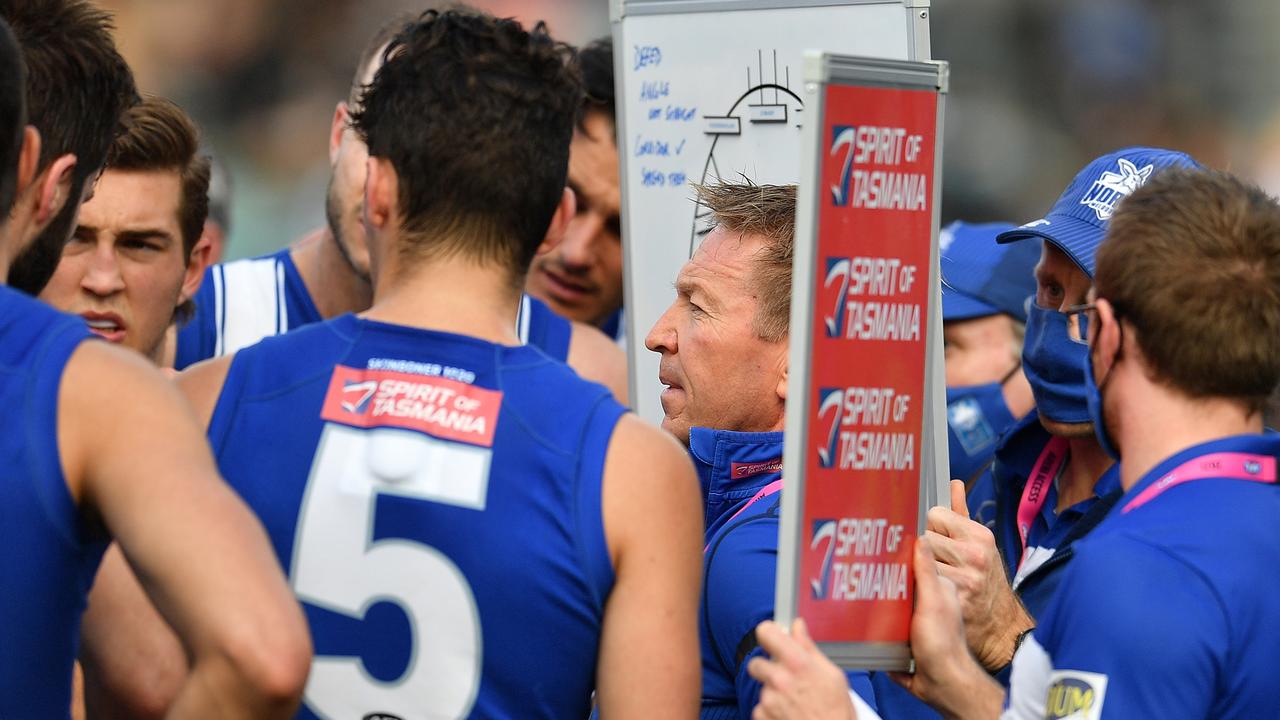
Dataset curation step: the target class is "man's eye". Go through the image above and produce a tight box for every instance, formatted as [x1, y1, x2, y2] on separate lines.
[1037, 283, 1063, 307]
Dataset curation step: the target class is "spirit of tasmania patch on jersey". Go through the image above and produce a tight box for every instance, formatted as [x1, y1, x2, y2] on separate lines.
[1044, 669, 1107, 720]
[321, 365, 502, 447]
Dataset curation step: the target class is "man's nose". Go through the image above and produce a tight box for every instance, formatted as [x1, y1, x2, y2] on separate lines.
[82, 245, 125, 296]
[645, 303, 677, 355]
[559, 213, 602, 271]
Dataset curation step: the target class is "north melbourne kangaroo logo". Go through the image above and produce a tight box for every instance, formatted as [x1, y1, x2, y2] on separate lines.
[1080, 158, 1153, 221]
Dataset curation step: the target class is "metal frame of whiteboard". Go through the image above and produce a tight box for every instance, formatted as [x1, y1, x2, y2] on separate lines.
[611, 0, 934, 65]
[611, 0, 931, 420]
[775, 52, 949, 671]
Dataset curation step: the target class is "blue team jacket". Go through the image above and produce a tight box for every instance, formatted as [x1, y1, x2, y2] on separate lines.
[990, 411, 1122, 623]
[690, 427, 876, 719]
[1012, 433, 1280, 718]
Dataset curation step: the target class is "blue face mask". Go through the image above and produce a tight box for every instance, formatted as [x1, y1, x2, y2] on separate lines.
[946, 380, 1018, 482]
[1022, 302, 1091, 425]
[1084, 336, 1121, 460]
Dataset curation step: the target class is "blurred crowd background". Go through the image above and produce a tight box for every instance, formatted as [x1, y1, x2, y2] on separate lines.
[98, 0, 1280, 260]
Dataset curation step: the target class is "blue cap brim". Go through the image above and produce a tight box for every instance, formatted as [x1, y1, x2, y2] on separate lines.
[996, 215, 1101, 278]
[942, 288, 1001, 322]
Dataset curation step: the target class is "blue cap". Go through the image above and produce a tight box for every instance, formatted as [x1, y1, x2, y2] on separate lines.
[940, 221, 1039, 323]
[996, 147, 1201, 278]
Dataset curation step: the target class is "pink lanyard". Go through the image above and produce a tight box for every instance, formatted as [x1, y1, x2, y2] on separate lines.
[1016, 437, 1068, 556]
[704, 479, 783, 554]
[1121, 452, 1275, 513]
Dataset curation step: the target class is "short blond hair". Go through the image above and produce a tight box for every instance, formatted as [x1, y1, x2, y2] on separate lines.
[694, 182, 796, 341]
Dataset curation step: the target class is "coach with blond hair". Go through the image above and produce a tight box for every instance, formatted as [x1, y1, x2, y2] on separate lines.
[646, 182, 880, 718]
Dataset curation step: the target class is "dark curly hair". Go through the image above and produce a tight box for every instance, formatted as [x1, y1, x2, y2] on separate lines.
[1, 0, 138, 294]
[0, 18, 24, 217]
[350, 9, 582, 282]
[575, 37, 614, 132]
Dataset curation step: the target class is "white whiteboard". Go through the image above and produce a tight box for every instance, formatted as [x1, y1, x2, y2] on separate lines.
[612, 0, 931, 424]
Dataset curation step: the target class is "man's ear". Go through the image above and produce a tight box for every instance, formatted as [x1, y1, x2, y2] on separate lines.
[532, 187, 575, 259]
[329, 101, 349, 164]
[15, 126, 40, 199]
[179, 235, 214, 305]
[364, 155, 397, 234]
[34, 153, 77, 225]
[776, 348, 789, 403]
[1092, 298, 1121, 377]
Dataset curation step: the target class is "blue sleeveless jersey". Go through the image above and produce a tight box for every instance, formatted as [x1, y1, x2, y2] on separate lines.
[177, 248, 571, 368]
[0, 286, 105, 718]
[207, 314, 621, 719]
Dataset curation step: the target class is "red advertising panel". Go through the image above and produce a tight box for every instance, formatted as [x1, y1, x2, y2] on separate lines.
[798, 83, 938, 645]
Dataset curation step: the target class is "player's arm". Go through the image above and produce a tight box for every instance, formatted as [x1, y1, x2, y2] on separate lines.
[78, 354, 239, 717]
[62, 342, 310, 718]
[79, 545, 187, 718]
[595, 414, 702, 717]
[174, 353, 236, 428]
[567, 320, 629, 404]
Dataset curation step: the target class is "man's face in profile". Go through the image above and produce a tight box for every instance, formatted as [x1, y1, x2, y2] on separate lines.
[645, 226, 788, 445]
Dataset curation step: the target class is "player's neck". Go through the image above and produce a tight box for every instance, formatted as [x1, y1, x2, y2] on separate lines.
[1114, 385, 1261, 492]
[364, 252, 522, 346]
[1058, 436, 1113, 512]
[290, 227, 373, 319]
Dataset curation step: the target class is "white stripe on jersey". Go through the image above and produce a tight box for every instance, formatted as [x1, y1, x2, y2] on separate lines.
[213, 264, 226, 357]
[517, 294, 531, 345]
[275, 260, 288, 335]
[1004, 633, 1052, 720]
[217, 256, 286, 357]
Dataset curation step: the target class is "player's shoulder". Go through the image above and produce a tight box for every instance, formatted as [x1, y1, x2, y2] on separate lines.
[183, 315, 357, 423]
[223, 315, 358, 395]
[497, 344, 621, 435]
[202, 247, 292, 282]
[565, 318, 628, 402]
[63, 341, 183, 420]
[201, 247, 295, 299]
[605, 413, 691, 478]
[0, 285, 87, 365]
[601, 415, 699, 532]
[1047, 530, 1222, 645]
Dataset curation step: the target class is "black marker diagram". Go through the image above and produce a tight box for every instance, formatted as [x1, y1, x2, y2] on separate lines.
[689, 49, 805, 257]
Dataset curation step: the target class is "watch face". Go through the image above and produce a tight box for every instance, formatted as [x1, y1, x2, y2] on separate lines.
[689, 50, 806, 257]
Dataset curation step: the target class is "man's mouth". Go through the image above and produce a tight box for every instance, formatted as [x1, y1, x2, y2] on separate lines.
[540, 266, 594, 304]
[81, 313, 125, 343]
[658, 369, 683, 392]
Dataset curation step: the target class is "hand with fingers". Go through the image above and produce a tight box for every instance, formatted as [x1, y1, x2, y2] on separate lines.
[924, 480, 1033, 671]
[746, 618, 856, 720]
[890, 540, 1004, 720]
